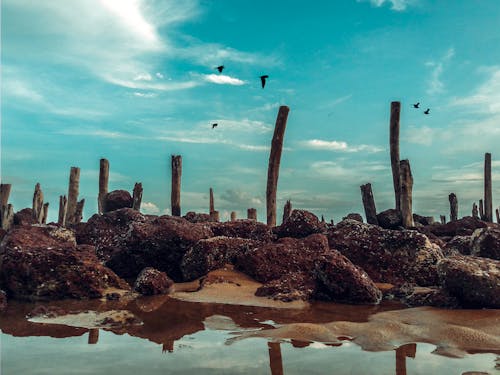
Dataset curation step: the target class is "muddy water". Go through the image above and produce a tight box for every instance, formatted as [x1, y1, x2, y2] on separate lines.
[1, 297, 499, 374]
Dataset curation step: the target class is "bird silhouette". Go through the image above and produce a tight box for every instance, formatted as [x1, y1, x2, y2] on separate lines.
[413, 102, 420, 108]
[212, 123, 218, 129]
[216, 65, 224, 73]
[260, 75, 269, 88]
[424, 108, 430, 115]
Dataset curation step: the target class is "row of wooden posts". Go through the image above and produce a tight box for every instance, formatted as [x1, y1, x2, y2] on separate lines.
[0, 103, 497, 230]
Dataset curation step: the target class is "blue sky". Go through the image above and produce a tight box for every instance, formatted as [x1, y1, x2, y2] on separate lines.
[2, 0, 500, 223]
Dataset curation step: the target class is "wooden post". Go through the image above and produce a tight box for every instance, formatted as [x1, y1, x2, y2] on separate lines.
[247, 208, 257, 220]
[171, 155, 182, 217]
[395, 343, 416, 375]
[230, 211, 237, 221]
[479, 199, 485, 220]
[390, 101, 401, 212]
[132, 182, 143, 211]
[0, 184, 12, 230]
[496, 208, 500, 224]
[209, 187, 214, 214]
[268, 342, 284, 375]
[73, 199, 85, 224]
[32, 183, 44, 224]
[472, 202, 479, 219]
[88, 329, 99, 345]
[58, 195, 68, 227]
[266, 106, 290, 227]
[360, 183, 379, 225]
[0, 184, 11, 208]
[399, 160, 413, 228]
[282, 200, 292, 224]
[321, 215, 325, 223]
[449, 193, 458, 222]
[98, 159, 109, 215]
[210, 210, 219, 222]
[42, 203, 49, 224]
[440, 215, 446, 224]
[67, 167, 80, 225]
[484, 152, 493, 222]
[1, 204, 14, 230]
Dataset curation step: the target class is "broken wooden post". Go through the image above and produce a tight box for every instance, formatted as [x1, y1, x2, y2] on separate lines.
[399, 159, 413, 228]
[472, 202, 479, 219]
[132, 182, 143, 211]
[360, 183, 379, 225]
[58, 195, 68, 227]
[1, 204, 14, 230]
[210, 210, 219, 222]
[73, 199, 85, 224]
[42, 203, 49, 224]
[209, 187, 214, 214]
[247, 208, 257, 220]
[496, 208, 500, 224]
[266, 105, 290, 227]
[321, 215, 325, 223]
[390, 101, 401, 212]
[449, 193, 458, 222]
[0, 184, 12, 208]
[484, 152, 493, 222]
[67, 167, 80, 225]
[98, 158, 109, 215]
[32, 183, 44, 224]
[230, 211, 237, 221]
[440, 215, 446, 224]
[171, 155, 182, 217]
[282, 200, 292, 224]
[479, 199, 485, 220]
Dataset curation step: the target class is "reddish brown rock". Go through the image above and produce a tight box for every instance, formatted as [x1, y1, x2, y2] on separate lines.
[183, 212, 215, 223]
[255, 272, 316, 302]
[402, 286, 460, 308]
[413, 214, 434, 226]
[210, 220, 274, 242]
[181, 237, 261, 281]
[443, 235, 472, 256]
[376, 209, 402, 230]
[275, 209, 326, 238]
[103, 190, 133, 213]
[327, 220, 444, 286]
[438, 255, 500, 308]
[342, 213, 363, 223]
[0, 229, 7, 242]
[133, 267, 174, 296]
[13, 208, 37, 226]
[470, 227, 500, 260]
[0, 226, 130, 301]
[0, 290, 7, 312]
[425, 216, 488, 237]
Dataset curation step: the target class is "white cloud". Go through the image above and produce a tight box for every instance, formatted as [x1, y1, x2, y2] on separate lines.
[133, 92, 157, 98]
[133, 73, 153, 81]
[141, 201, 160, 214]
[155, 72, 164, 79]
[302, 139, 384, 153]
[202, 74, 246, 86]
[358, 0, 417, 11]
[426, 47, 455, 95]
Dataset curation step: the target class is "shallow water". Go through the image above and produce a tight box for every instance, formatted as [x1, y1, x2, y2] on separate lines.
[1, 297, 498, 375]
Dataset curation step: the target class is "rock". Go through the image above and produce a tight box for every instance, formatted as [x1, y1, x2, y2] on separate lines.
[314, 251, 382, 304]
[13, 208, 37, 226]
[183, 212, 215, 223]
[470, 227, 500, 260]
[413, 214, 434, 226]
[425, 216, 488, 237]
[0, 290, 7, 311]
[342, 213, 363, 223]
[327, 220, 444, 286]
[255, 272, 316, 302]
[438, 255, 500, 308]
[0, 226, 130, 301]
[181, 237, 260, 281]
[103, 190, 133, 213]
[210, 220, 274, 242]
[133, 267, 174, 296]
[275, 209, 326, 238]
[402, 286, 460, 308]
[376, 209, 402, 230]
[443, 235, 472, 256]
[0, 229, 7, 242]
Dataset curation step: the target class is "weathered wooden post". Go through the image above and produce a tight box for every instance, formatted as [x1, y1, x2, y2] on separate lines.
[479, 199, 485, 220]
[496, 208, 500, 224]
[266, 106, 290, 227]
[321, 215, 325, 223]
[247, 208, 257, 220]
[0, 184, 13, 230]
[282, 200, 292, 224]
[360, 183, 379, 225]
[42, 203, 49, 224]
[399, 160, 413, 228]
[449, 193, 458, 222]
[440, 215, 446, 224]
[98, 158, 109, 215]
[58, 195, 67, 226]
[32, 183, 44, 224]
[88, 329, 99, 345]
[209, 188, 214, 214]
[390, 101, 401, 212]
[67, 167, 80, 225]
[472, 202, 479, 219]
[171, 155, 182, 217]
[484, 152, 493, 222]
[73, 199, 85, 224]
[210, 210, 220, 222]
[1, 184, 12, 208]
[132, 182, 143, 211]
[268, 342, 284, 375]
[230, 211, 237, 221]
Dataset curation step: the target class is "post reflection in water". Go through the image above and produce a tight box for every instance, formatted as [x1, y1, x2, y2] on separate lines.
[268, 342, 284, 375]
[162, 341, 174, 353]
[395, 343, 417, 375]
[87, 329, 99, 345]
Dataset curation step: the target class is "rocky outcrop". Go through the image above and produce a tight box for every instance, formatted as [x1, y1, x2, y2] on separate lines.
[13, 208, 37, 226]
[275, 209, 326, 238]
[443, 235, 472, 256]
[0, 226, 129, 301]
[255, 272, 316, 302]
[401, 286, 459, 308]
[342, 213, 363, 223]
[376, 209, 402, 230]
[183, 212, 214, 223]
[425, 216, 488, 237]
[470, 227, 500, 260]
[181, 237, 260, 281]
[327, 220, 444, 286]
[413, 214, 434, 226]
[133, 268, 173, 296]
[103, 190, 133, 213]
[210, 220, 274, 242]
[438, 255, 500, 308]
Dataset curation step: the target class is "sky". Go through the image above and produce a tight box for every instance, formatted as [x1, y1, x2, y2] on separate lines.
[2, 0, 500, 223]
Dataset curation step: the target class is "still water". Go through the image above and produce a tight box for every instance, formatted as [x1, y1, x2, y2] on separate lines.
[1, 297, 498, 375]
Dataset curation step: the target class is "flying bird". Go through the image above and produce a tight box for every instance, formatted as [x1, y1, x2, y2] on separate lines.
[424, 108, 430, 115]
[212, 123, 218, 129]
[260, 75, 269, 88]
[216, 65, 224, 73]
[413, 102, 420, 108]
